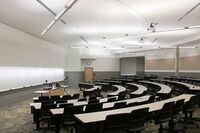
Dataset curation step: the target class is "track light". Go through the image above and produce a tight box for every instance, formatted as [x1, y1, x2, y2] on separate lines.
[178, 2, 200, 21]
[36, 0, 66, 24]
[69, 46, 88, 49]
[41, 0, 78, 35]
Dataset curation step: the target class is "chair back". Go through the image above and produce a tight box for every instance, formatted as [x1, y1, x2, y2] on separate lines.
[88, 99, 100, 104]
[62, 95, 72, 100]
[41, 104, 57, 116]
[117, 94, 126, 101]
[39, 96, 50, 101]
[127, 102, 139, 107]
[72, 94, 80, 99]
[107, 97, 117, 102]
[85, 103, 103, 113]
[148, 95, 155, 103]
[50, 96, 60, 100]
[184, 96, 197, 113]
[173, 99, 184, 116]
[129, 108, 149, 130]
[59, 103, 74, 108]
[157, 101, 175, 121]
[89, 96, 97, 101]
[104, 113, 130, 132]
[78, 98, 87, 102]
[113, 101, 127, 109]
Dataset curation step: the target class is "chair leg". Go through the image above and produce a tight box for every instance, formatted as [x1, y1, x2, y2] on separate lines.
[159, 123, 163, 133]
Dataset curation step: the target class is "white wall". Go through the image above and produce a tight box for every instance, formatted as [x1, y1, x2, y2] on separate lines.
[81, 57, 120, 71]
[65, 48, 82, 71]
[120, 57, 137, 75]
[0, 22, 66, 68]
[0, 67, 64, 92]
[0, 22, 66, 91]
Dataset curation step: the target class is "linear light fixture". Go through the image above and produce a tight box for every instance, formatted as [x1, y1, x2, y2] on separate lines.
[105, 47, 124, 50]
[158, 46, 198, 49]
[36, 0, 66, 24]
[178, 2, 200, 21]
[122, 45, 142, 49]
[80, 36, 89, 44]
[124, 52, 154, 56]
[103, 25, 200, 39]
[69, 46, 88, 49]
[41, 0, 78, 35]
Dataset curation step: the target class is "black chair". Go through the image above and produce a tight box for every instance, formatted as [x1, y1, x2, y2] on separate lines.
[72, 93, 80, 99]
[39, 96, 50, 101]
[63, 105, 84, 126]
[56, 99, 68, 104]
[113, 102, 127, 109]
[85, 103, 103, 113]
[41, 100, 54, 105]
[62, 95, 72, 100]
[40, 104, 57, 128]
[88, 99, 100, 104]
[169, 99, 185, 132]
[103, 113, 130, 133]
[59, 103, 74, 108]
[50, 96, 60, 100]
[107, 97, 117, 102]
[147, 95, 155, 103]
[182, 96, 199, 128]
[89, 96, 97, 101]
[127, 102, 139, 107]
[155, 101, 175, 133]
[127, 108, 149, 133]
[117, 94, 126, 101]
[78, 98, 87, 101]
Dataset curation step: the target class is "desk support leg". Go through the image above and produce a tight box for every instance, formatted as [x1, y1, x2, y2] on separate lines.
[34, 109, 40, 130]
[54, 114, 62, 133]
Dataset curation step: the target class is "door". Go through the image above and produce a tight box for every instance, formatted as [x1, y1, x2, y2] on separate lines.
[84, 67, 93, 83]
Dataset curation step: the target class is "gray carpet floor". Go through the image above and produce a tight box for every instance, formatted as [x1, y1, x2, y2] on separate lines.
[0, 86, 200, 133]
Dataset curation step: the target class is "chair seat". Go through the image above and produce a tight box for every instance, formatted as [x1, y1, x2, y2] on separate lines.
[126, 126, 145, 133]
[41, 115, 51, 120]
[156, 117, 172, 123]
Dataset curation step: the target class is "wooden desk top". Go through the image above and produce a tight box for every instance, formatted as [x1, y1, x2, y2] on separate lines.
[74, 94, 194, 123]
[34, 90, 49, 94]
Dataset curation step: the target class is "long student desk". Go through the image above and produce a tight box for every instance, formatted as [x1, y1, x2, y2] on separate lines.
[152, 79, 200, 91]
[50, 95, 151, 133]
[107, 85, 126, 96]
[74, 94, 193, 124]
[31, 95, 151, 111]
[126, 83, 147, 95]
[100, 80, 122, 85]
[78, 82, 94, 90]
[83, 85, 101, 97]
[139, 81, 172, 94]
[164, 77, 200, 83]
